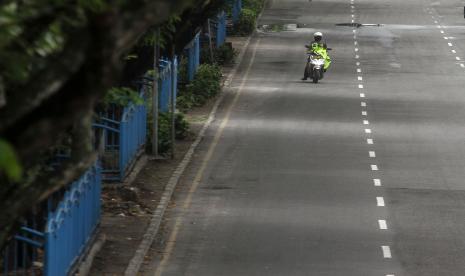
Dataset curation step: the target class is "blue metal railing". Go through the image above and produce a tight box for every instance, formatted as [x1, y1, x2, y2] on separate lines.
[230, 0, 242, 23]
[2, 163, 101, 276]
[96, 85, 148, 181]
[159, 57, 178, 113]
[216, 11, 227, 47]
[185, 33, 200, 82]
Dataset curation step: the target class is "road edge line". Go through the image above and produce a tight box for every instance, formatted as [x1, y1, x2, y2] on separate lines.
[123, 35, 253, 276]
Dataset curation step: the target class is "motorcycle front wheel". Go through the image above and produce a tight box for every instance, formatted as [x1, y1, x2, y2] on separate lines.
[312, 70, 320, 83]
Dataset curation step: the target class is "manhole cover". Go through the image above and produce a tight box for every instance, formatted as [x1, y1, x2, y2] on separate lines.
[336, 23, 383, 28]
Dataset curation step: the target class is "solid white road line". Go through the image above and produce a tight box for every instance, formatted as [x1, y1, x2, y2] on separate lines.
[377, 197, 385, 206]
[382, 246, 392, 258]
[367, 138, 374, 144]
[373, 179, 381, 186]
[365, 129, 372, 134]
[378, 220, 388, 230]
[361, 101, 366, 106]
[371, 164, 379, 171]
[369, 151, 376, 157]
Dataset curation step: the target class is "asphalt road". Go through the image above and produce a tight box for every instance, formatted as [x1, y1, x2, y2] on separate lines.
[145, 0, 465, 275]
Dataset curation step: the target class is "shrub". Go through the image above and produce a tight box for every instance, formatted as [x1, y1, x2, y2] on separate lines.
[150, 112, 190, 154]
[157, 112, 171, 153]
[174, 112, 189, 139]
[200, 43, 237, 65]
[177, 63, 222, 111]
[103, 87, 143, 107]
[233, 8, 257, 36]
[214, 43, 237, 65]
[243, 0, 265, 14]
[188, 63, 222, 105]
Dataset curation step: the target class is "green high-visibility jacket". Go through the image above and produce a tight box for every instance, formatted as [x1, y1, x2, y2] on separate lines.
[308, 42, 332, 70]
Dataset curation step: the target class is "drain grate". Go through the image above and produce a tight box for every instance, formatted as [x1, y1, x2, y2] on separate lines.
[336, 23, 383, 28]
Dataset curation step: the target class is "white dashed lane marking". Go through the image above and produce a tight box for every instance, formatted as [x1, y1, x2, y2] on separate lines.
[452, 50, 457, 54]
[456, 57, 461, 61]
[448, 42, 453, 46]
[353, 2, 396, 270]
[382, 246, 392, 258]
[377, 197, 385, 207]
[378, 220, 388, 230]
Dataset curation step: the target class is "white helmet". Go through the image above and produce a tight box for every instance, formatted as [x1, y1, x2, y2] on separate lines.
[314, 32, 323, 39]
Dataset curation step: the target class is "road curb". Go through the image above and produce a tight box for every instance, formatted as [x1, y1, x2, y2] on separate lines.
[75, 234, 106, 276]
[123, 35, 253, 276]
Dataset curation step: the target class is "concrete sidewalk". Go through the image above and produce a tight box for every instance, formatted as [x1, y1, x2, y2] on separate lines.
[87, 36, 250, 275]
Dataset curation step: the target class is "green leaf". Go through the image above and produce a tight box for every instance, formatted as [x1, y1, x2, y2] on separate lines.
[0, 139, 22, 181]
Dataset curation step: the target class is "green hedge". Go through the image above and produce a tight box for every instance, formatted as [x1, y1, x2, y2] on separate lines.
[177, 63, 222, 112]
[200, 43, 237, 65]
[233, 8, 257, 36]
[243, 0, 265, 13]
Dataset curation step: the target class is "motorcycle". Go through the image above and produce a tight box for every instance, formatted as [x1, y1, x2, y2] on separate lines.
[304, 45, 331, 84]
[306, 52, 325, 83]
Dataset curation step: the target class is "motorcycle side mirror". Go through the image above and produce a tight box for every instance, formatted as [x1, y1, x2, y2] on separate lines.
[327, 48, 333, 51]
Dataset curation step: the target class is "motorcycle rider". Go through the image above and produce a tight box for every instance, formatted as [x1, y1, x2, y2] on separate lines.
[302, 32, 332, 80]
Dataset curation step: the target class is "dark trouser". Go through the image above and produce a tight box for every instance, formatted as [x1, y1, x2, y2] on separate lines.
[303, 62, 310, 79]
